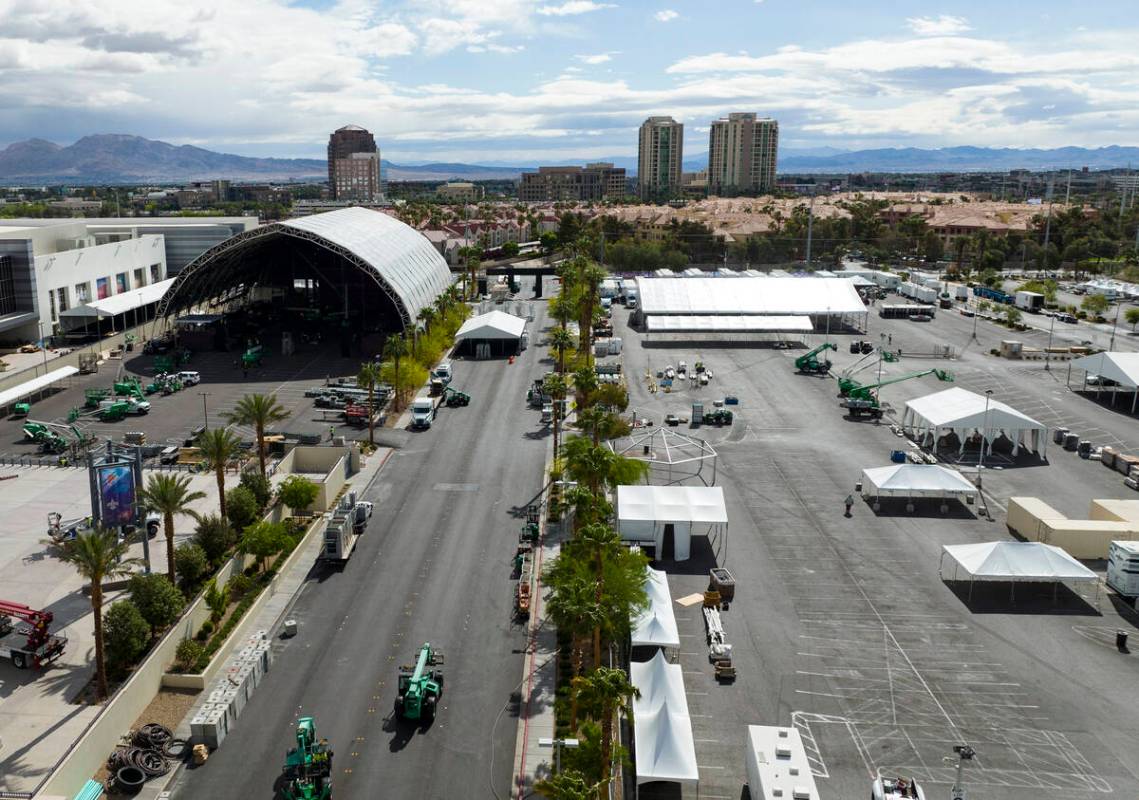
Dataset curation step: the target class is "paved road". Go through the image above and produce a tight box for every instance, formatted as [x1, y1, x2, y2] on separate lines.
[172, 305, 550, 799]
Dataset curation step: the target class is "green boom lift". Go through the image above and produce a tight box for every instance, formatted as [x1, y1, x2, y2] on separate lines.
[282, 716, 333, 800]
[840, 369, 954, 418]
[394, 642, 444, 722]
[794, 342, 837, 374]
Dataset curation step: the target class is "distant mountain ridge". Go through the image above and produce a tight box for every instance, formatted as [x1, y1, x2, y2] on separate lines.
[1, 135, 1138, 183]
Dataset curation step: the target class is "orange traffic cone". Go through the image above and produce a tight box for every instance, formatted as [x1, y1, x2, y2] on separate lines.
[508, 355, 515, 364]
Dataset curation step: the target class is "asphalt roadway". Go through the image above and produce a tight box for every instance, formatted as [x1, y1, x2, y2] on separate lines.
[171, 302, 551, 799]
[614, 301, 1139, 800]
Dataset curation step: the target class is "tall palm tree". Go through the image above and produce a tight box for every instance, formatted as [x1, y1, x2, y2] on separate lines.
[44, 529, 140, 700]
[543, 372, 567, 465]
[577, 262, 607, 362]
[356, 361, 383, 447]
[548, 327, 574, 375]
[383, 333, 410, 411]
[138, 474, 206, 584]
[571, 667, 640, 795]
[197, 427, 243, 520]
[224, 393, 288, 477]
[572, 524, 624, 666]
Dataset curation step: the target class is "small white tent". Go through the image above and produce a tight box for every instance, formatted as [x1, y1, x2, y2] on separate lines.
[939, 541, 1099, 603]
[631, 650, 699, 792]
[901, 387, 1047, 457]
[617, 485, 728, 562]
[631, 567, 680, 651]
[861, 464, 977, 502]
[454, 310, 526, 357]
[1070, 352, 1139, 413]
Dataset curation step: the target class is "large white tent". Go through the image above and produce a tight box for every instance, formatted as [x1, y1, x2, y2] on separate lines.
[617, 485, 728, 562]
[634, 277, 866, 316]
[1069, 352, 1139, 413]
[901, 387, 1047, 457]
[939, 541, 1099, 603]
[631, 567, 680, 651]
[454, 310, 525, 357]
[861, 464, 977, 502]
[631, 650, 699, 792]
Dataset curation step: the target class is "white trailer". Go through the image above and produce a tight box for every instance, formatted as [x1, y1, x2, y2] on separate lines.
[1015, 290, 1045, 313]
[955, 285, 970, 301]
[1107, 540, 1139, 597]
[319, 497, 372, 566]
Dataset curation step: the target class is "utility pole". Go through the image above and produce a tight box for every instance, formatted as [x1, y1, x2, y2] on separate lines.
[198, 392, 211, 430]
[805, 195, 815, 269]
[1109, 302, 1122, 351]
[1044, 314, 1055, 371]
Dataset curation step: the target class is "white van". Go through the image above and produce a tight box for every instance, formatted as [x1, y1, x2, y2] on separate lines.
[410, 396, 435, 429]
[432, 363, 453, 385]
[177, 371, 201, 386]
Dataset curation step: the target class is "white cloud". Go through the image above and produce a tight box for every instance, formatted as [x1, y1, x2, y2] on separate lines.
[536, 1, 615, 17]
[575, 52, 614, 64]
[906, 14, 971, 36]
[654, 9, 678, 22]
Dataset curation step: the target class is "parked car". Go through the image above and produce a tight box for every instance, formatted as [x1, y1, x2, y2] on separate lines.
[1057, 313, 1078, 324]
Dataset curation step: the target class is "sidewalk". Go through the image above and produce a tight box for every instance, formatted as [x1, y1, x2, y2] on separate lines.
[511, 436, 562, 798]
[140, 446, 394, 800]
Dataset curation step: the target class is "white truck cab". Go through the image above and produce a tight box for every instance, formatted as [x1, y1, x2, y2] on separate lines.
[410, 397, 435, 429]
[177, 371, 201, 386]
[433, 363, 453, 384]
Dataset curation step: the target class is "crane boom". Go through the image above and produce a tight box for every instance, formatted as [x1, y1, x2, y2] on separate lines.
[847, 369, 954, 402]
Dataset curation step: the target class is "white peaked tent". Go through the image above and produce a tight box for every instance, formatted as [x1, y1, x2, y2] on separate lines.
[631, 567, 680, 651]
[617, 485, 728, 562]
[901, 387, 1047, 457]
[455, 310, 526, 340]
[861, 464, 977, 501]
[1070, 352, 1139, 413]
[631, 650, 699, 792]
[939, 541, 1099, 604]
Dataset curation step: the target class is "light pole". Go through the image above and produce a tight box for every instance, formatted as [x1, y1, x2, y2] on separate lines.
[878, 332, 886, 385]
[1108, 301, 1122, 351]
[979, 389, 993, 469]
[971, 296, 979, 341]
[1044, 314, 1056, 371]
[538, 737, 579, 774]
[198, 392, 211, 430]
[37, 321, 49, 376]
[825, 305, 831, 340]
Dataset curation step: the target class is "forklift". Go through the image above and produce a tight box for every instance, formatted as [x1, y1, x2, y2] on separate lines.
[282, 717, 333, 800]
[394, 643, 444, 722]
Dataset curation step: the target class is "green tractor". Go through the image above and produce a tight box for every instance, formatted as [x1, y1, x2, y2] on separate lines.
[282, 717, 333, 800]
[395, 642, 444, 722]
[794, 342, 837, 374]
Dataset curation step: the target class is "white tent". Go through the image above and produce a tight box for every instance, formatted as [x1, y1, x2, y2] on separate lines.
[634, 276, 866, 316]
[939, 541, 1099, 604]
[901, 387, 1047, 457]
[1069, 352, 1139, 413]
[617, 485, 728, 562]
[455, 310, 526, 340]
[631, 567, 680, 651]
[644, 315, 813, 332]
[631, 650, 699, 791]
[861, 464, 977, 501]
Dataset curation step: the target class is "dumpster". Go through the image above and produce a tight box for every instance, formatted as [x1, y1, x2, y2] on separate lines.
[709, 567, 735, 602]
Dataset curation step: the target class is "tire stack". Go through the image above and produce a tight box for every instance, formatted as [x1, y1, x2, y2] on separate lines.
[106, 723, 189, 794]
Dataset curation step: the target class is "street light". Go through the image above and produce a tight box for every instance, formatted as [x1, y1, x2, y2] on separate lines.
[1108, 301, 1122, 351]
[198, 392, 211, 430]
[37, 321, 49, 377]
[979, 389, 993, 469]
[1044, 313, 1056, 371]
[538, 737, 579, 774]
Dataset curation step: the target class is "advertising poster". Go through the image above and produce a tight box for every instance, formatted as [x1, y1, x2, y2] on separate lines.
[97, 463, 135, 527]
[96, 277, 110, 300]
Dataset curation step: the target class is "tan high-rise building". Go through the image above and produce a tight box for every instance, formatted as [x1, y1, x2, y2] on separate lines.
[327, 125, 382, 202]
[708, 113, 778, 195]
[637, 116, 684, 198]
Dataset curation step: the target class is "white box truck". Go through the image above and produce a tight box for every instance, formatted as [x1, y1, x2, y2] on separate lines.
[410, 396, 435, 429]
[625, 287, 639, 309]
[1015, 290, 1045, 313]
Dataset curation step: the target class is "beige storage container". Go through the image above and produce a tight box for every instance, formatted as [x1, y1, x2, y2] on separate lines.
[1006, 497, 1065, 540]
[1115, 454, 1139, 477]
[1089, 499, 1139, 524]
[1101, 446, 1117, 470]
[1035, 519, 1139, 559]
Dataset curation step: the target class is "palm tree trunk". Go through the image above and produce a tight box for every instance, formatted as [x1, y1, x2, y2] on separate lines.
[92, 583, 107, 700]
[598, 711, 613, 797]
[257, 423, 266, 477]
[368, 386, 375, 446]
[216, 466, 226, 519]
[165, 513, 176, 584]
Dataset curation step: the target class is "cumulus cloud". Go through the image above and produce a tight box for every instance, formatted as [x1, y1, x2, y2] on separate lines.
[536, 1, 615, 17]
[575, 52, 615, 64]
[906, 15, 971, 36]
[654, 10, 678, 22]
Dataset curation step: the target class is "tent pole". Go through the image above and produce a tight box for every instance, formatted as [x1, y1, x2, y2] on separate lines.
[968, 578, 973, 603]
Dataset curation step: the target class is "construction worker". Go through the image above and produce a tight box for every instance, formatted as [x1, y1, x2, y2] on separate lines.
[329, 425, 336, 442]
[844, 494, 855, 517]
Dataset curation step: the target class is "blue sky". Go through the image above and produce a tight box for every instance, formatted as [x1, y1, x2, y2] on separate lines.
[2, 0, 1138, 163]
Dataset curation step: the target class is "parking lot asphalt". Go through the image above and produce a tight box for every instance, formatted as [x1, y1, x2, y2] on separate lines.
[612, 301, 1139, 800]
[171, 297, 552, 799]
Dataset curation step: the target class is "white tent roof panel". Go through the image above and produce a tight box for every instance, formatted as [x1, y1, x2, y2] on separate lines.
[634, 277, 866, 316]
[631, 567, 680, 649]
[455, 310, 526, 340]
[645, 315, 812, 333]
[0, 365, 78, 408]
[1071, 352, 1139, 390]
[631, 650, 698, 787]
[61, 277, 176, 319]
[942, 541, 1098, 582]
[903, 387, 1044, 431]
[617, 485, 727, 524]
[861, 464, 977, 499]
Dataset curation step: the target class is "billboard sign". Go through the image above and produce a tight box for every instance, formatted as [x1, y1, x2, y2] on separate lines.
[96, 462, 136, 527]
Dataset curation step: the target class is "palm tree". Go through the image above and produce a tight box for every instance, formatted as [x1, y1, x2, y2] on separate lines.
[383, 333, 410, 411]
[543, 372, 567, 464]
[548, 327, 574, 375]
[223, 393, 288, 477]
[197, 427, 243, 520]
[356, 361, 383, 447]
[44, 529, 140, 700]
[577, 262, 607, 362]
[572, 524, 623, 667]
[571, 667, 640, 794]
[138, 474, 206, 584]
[545, 567, 605, 721]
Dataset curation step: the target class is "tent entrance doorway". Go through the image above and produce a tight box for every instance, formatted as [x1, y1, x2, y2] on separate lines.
[661, 524, 675, 560]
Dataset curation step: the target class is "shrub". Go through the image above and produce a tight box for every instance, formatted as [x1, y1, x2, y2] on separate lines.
[239, 471, 272, 509]
[104, 600, 150, 674]
[129, 573, 185, 638]
[196, 620, 214, 641]
[225, 485, 261, 532]
[226, 572, 254, 600]
[175, 542, 209, 595]
[175, 638, 204, 672]
[192, 575, 269, 673]
[194, 514, 237, 567]
[277, 475, 319, 514]
[204, 578, 230, 624]
[240, 521, 289, 571]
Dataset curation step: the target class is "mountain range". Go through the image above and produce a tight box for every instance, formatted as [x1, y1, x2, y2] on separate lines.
[1, 135, 1138, 184]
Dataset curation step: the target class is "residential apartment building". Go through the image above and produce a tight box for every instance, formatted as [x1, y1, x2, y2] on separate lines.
[328, 125, 382, 202]
[436, 182, 484, 203]
[638, 116, 684, 198]
[708, 113, 779, 194]
[519, 163, 626, 202]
